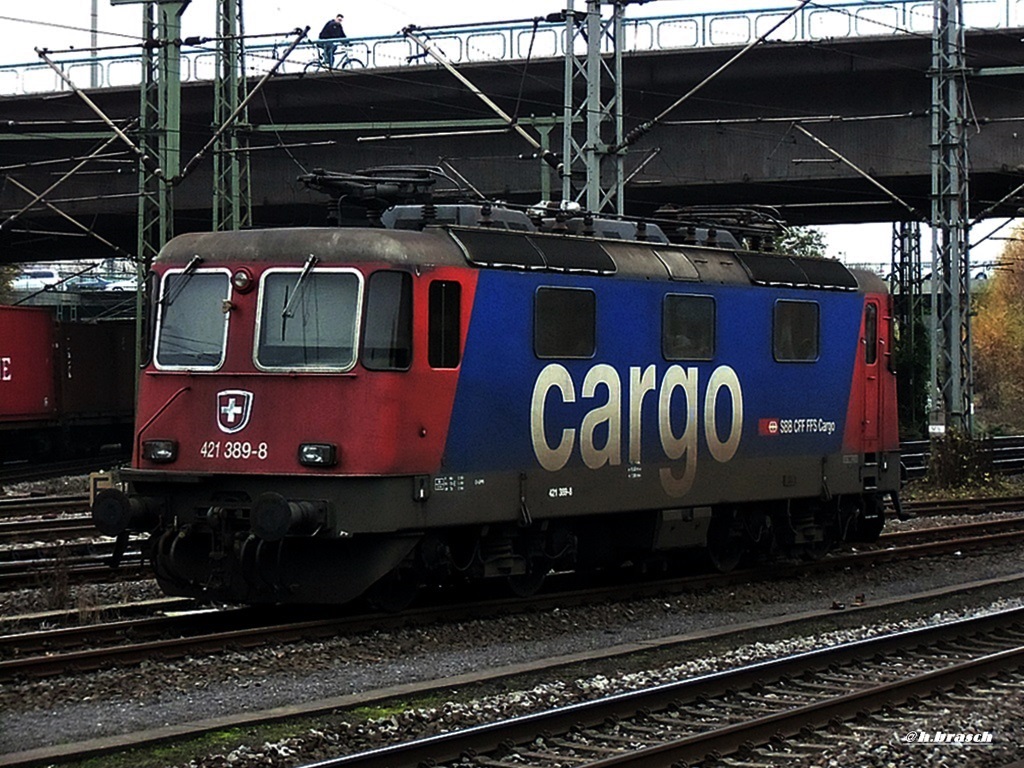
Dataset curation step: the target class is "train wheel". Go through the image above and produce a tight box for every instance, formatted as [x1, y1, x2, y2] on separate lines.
[706, 515, 745, 573]
[365, 570, 420, 612]
[801, 533, 834, 561]
[505, 566, 550, 598]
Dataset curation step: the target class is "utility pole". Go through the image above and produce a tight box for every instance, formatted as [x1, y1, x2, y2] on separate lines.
[212, 0, 252, 231]
[562, 0, 625, 214]
[91, 0, 100, 88]
[131, 0, 189, 272]
[929, 0, 972, 436]
[891, 221, 927, 433]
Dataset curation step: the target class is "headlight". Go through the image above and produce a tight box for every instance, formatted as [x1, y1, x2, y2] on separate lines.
[142, 439, 177, 463]
[298, 443, 337, 467]
[231, 267, 254, 293]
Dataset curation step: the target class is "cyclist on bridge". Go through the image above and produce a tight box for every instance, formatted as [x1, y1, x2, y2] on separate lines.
[318, 13, 348, 68]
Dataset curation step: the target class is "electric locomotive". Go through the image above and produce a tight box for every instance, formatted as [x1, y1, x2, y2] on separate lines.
[93, 200, 899, 606]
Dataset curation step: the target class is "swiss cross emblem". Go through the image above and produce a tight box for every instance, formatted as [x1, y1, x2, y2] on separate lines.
[217, 390, 254, 434]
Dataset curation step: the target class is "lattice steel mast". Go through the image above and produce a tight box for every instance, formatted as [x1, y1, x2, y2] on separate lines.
[929, 0, 972, 435]
[136, 1, 187, 271]
[561, 0, 626, 214]
[213, 0, 252, 231]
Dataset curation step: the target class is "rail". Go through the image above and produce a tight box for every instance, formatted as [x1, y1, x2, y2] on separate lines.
[304, 606, 1024, 768]
[0, 0, 1018, 97]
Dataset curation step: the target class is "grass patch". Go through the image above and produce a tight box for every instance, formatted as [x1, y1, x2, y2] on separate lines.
[43, 691, 457, 768]
[49, 721, 319, 768]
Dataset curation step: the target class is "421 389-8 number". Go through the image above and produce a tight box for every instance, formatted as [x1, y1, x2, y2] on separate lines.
[200, 441, 269, 460]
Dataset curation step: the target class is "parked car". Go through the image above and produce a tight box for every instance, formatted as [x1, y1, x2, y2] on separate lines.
[104, 278, 138, 291]
[12, 269, 63, 292]
[64, 275, 112, 292]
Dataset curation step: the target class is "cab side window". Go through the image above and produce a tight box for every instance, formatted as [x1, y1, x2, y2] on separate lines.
[429, 280, 461, 368]
[864, 303, 878, 365]
[773, 300, 819, 362]
[663, 294, 715, 361]
[363, 271, 412, 371]
[534, 287, 596, 359]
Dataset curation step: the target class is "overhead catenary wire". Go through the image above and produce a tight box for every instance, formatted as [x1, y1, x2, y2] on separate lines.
[6, 176, 134, 261]
[358, 128, 511, 142]
[402, 25, 563, 176]
[614, 0, 813, 152]
[0, 125, 135, 233]
[35, 49, 160, 178]
[664, 110, 927, 127]
[173, 26, 309, 184]
[0, 151, 133, 174]
[792, 123, 925, 219]
[3, 4, 1020, 263]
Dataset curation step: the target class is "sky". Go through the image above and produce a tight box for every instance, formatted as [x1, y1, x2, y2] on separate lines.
[0, 0, 1016, 268]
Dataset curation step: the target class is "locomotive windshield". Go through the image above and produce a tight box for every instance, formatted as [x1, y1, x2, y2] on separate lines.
[154, 271, 231, 369]
[256, 268, 361, 370]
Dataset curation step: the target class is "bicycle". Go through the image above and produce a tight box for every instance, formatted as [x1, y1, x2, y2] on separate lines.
[312, 41, 365, 71]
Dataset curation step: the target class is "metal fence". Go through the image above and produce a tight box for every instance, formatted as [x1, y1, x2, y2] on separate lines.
[0, 0, 1019, 96]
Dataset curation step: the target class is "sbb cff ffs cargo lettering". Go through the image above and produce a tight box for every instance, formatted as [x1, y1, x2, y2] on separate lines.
[92, 203, 900, 607]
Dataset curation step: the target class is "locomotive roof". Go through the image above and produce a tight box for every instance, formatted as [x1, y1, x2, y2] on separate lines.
[157, 226, 876, 292]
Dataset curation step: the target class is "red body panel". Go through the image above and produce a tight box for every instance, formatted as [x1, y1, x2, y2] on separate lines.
[842, 293, 900, 454]
[135, 264, 479, 475]
[0, 306, 58, 423]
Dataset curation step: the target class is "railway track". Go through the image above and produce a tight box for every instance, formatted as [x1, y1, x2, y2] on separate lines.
[0, 490, 1020, 595]
[0, 456, 126, 486]
[0, 516, 100, 545]
[3, 518, 1024, 682]
[0, 491, 1018, 594]
[0, 494, 90, 520]
[0, 493, 146, 590]
[902, 494, 1024, 517]
[307, 606, 1024, 768]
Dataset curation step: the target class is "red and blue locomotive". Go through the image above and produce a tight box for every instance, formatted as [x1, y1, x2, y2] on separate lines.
[94, 201, 900, 605]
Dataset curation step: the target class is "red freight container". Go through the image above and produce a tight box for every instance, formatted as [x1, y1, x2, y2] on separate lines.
[0, 306, 58, 423]
[58, 321, 135, 419]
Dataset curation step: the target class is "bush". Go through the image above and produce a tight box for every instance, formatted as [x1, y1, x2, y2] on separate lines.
[926, 429, 992, 490]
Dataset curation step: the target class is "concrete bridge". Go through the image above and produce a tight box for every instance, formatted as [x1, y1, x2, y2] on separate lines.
[1, 3, 1023, 263]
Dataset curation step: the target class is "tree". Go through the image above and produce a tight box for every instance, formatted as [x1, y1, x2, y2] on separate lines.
[779, 226, 827, 259]
[971, 224, 1024, 431]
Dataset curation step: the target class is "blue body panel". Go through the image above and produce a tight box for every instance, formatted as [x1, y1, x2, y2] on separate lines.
[444, 271, 865, 474]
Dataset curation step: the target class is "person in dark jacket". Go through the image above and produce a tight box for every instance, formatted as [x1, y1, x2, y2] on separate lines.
[318, 14, 347, 68]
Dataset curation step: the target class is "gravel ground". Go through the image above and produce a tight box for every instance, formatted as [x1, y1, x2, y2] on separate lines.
[2, 540, 1024, 766]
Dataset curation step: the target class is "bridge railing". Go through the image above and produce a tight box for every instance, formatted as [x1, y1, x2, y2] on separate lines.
[0, 0, 1017, 97]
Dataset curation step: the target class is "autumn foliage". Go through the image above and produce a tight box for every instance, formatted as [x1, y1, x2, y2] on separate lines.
[972, 225, 1024, 431]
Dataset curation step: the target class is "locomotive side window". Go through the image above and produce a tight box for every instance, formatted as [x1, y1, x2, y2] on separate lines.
[363, 271, 412, 371]
[864, 302, 878, 365]
[535, 287, 596, 359]
[663, 294, 715, 361]
[256, 268, 361, 371]
[155, 271, 231, 369]
[429, 280, 461, 369]
[773, 300, 819, 362]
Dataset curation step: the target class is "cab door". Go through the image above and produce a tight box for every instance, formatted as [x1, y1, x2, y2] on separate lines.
[862, 300, 881, 453]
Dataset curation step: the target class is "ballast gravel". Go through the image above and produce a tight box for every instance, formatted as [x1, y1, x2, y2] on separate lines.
[2, 528, 1024, 767]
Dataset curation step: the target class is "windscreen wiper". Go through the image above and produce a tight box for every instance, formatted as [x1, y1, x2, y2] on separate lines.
[161, 255, 204, 310]
[282, 253, 319, 318]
